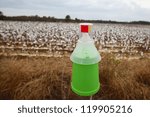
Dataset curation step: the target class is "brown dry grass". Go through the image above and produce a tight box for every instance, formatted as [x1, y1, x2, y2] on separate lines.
[0, 54, 150, 100]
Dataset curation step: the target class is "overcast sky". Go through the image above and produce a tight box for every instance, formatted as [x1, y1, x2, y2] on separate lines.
[0, 0, 150, 21]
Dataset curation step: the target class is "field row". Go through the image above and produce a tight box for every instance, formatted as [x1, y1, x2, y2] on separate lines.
[0, 21, 150, 57]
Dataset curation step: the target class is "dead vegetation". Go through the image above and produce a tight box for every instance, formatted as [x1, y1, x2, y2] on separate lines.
[0, 54, 150, 100]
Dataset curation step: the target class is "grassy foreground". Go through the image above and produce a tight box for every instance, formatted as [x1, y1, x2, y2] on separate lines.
[0, 54, 150, 100]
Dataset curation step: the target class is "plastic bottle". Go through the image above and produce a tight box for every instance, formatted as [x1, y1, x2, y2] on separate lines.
[70, 23, 101, 96]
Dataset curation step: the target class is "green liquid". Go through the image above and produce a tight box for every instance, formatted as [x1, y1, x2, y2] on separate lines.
[71, 62, 100, 96]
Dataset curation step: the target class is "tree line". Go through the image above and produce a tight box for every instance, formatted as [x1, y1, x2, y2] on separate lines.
[0, 11, 150, 25]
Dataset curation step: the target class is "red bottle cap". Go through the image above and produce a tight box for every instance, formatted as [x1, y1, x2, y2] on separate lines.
[80, 23, 92, 33]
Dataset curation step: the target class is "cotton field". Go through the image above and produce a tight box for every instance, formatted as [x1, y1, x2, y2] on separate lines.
[0, 21, 150, 100]
[0, 21, 150, 58]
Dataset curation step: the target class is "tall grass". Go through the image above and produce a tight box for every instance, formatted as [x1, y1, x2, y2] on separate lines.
[0, 54, 150, 100]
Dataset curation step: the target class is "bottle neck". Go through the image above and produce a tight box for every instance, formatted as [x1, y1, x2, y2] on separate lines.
[79, 32, 93, 43]
[81, 33, 90, 38]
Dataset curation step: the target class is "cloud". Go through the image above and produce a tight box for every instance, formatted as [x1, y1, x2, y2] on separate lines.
[0, 0, 150, 21]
